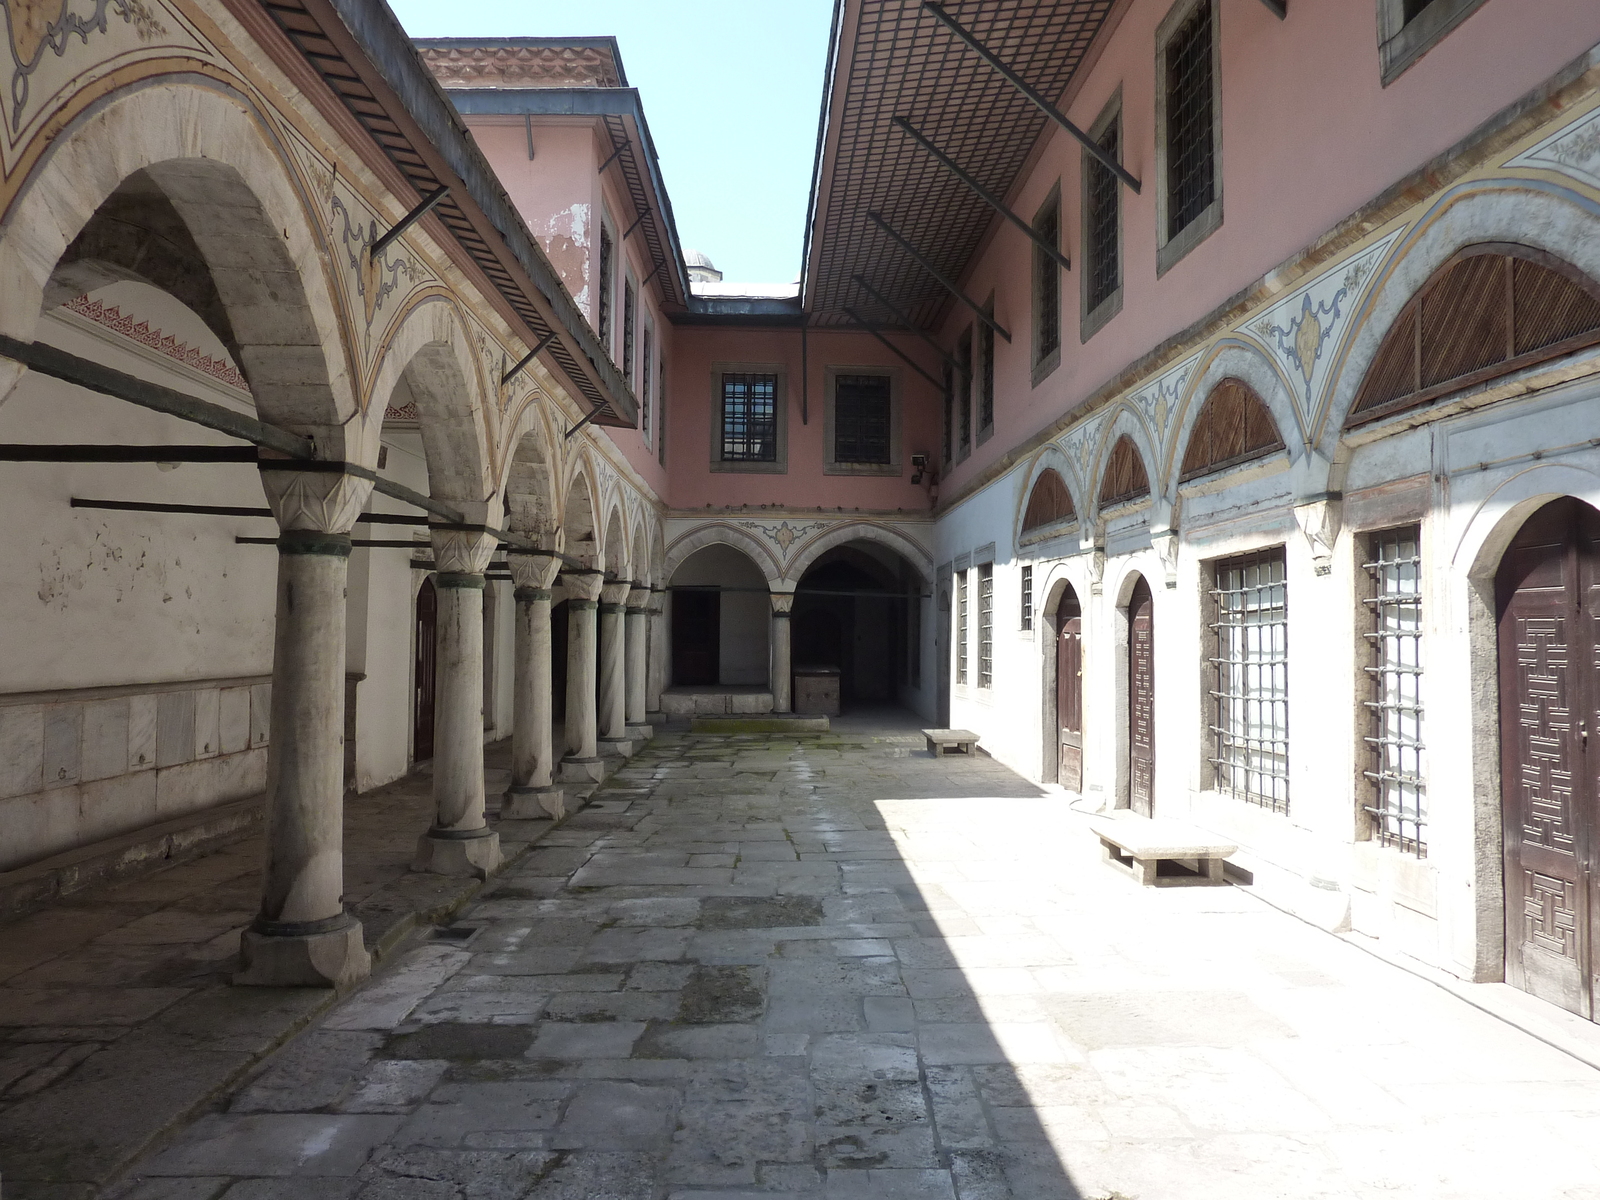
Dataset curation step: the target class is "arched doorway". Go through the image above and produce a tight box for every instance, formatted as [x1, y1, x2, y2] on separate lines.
[668, 544, 769, 688]
[414, 577, 437, 761]
[1056, 585, 1084, 791]
[1497, 496, 1600, 1020]
[794, 542, 922, 712]
[1128, 576, 1155, 817]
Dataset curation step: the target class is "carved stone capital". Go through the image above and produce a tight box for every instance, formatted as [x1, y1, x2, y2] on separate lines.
[507, 550, 562, 591]
[1293, 495, 1343, 577]
[627, 587, 651, 609]
[559, 569, 605, 603]
[430, 527, 498, 576]
[600, 581, 633, 607]
[0, 353, 25, 409]
[770, 591, 795, 615]
[258, 465, 374, 535]
[1151, 528, 1180, 590]
[1087, 545, 1107, 596]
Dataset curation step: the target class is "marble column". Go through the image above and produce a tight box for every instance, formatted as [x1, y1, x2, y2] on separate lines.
[503, 550, 565, 820]
[413, 527, 503, 879]
[237, 464, 373, 988]
[770, 591, 795, 714]
[597, 579, 633, 755]
[560, 569, 606, 782]
[625, 585, 650, 735]
[646, 586, 667, 721]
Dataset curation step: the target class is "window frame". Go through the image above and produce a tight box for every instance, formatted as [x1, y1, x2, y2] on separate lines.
[1377, 0, 1489, 85]
[1206, 546, 1290, 814]
[710, 361, 788, 474]
[941, 360, 955, 467]
[823, 364, 902, 476]
[977, 563, 994, 689]
[622, 271, 637, 389]
[1031, 184, 1063, 384]
[956, 326, 974, 460]
[1020, 564, 1034, 632]
[977, 295, 996, 444]
[955, 569, 969, 687]
[1080, 89, 1125, 343]
[1154, 0, 1223, 278]
[1362, 525, 1427, 855]
[640, 318, 654, 448]
[597, 214, 616, 347]
[657, 352, 667, 466]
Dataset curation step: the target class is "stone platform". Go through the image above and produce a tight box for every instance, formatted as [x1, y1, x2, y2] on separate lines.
[659, 685, 774, 715]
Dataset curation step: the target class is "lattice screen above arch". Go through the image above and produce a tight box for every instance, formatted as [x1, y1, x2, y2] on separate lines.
[1098, 435, 1151, 508]
[1022, 468, 1077, 533]
[1349, 243, 1600, 426]
[1180, 378, 1286, 482]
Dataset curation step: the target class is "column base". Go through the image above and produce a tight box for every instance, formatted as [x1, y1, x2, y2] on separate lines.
[626, 722, 654, 741]
[560, 755, 606, 783]
[413, 827, 503, 880]
[235, 914, 370, 989]
[597, 735, 636, 758]
[502, 784, 566, 820]
[645, 710, 667, 725]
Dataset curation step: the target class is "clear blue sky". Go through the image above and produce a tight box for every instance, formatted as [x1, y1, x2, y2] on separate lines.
[390, 0, 834, 284]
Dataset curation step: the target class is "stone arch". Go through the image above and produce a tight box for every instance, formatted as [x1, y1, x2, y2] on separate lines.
[1170, 340, 1301, 486]
[1320, 180, 1600, 454]
[630, 514, 651, 588]
[603, 504, 629, 578]
[561, 460, 600, 568]
[663, 523, 782, 587]
[501, 403, 558, 549]
[1015, 444, 1086, 549]
[783, 521, 933, 591]
[371, 297, 494, 503]
[0, 79, 357, 443]
[1087, 406, 1160, 518]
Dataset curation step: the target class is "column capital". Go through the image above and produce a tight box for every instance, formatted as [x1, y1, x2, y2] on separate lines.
[430, 525, 498, 575]
[559, 569, 605, 603]
[770, 591, 796, 615]
[627, 586, 651, 610]
[600, 580, 633, 607]
[507, 549, 562, 591]
[258, 462, 374, 535]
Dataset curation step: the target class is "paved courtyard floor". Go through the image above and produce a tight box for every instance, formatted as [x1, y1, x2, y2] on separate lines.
[102, 712, 1600, 1200]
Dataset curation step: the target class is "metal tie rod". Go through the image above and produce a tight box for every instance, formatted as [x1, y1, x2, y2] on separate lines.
[71, 498, 429, 525]
[922, 2, 1142, 194]
[893, 117, 1071, 273]
[840, 308, 944, 391]
[1, 444, 256, 462]
[865, 212, 1011, 343]
[850, 277, 961, 371]
[501, 329, 559, 385]
[370, 184, 450, 262]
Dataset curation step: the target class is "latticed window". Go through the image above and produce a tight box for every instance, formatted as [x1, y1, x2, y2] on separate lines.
[598, 225, 614, 342]
[941, 361, 954, 464]
[1365, 527, 1426, 855]
[1034, 197, 1061, 362]
[641, 324, 653, 442]
[1180, 378, 1285, 481]
[1023, 469, 1077, 533]
[1098, 436, 1150, 508]
[955, 571, 969, 685]
[720, 373, 777, 462]
[978, 564, 993, 688]
[622, 280, 636, 386]
[834, 374, 891, 464]
[1164, 0, 1215, 242]
[1086, 117, 1120, 314]
[1209, 549, 1289, 813]
[957, 328, 973, 454]
[979, 318, 995, 433]
[1020, 564, 1033, 631]
[657, 356, 667, 466]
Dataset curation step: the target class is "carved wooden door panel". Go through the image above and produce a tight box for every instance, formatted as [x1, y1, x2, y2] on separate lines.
[413, 577, 437, 762]
[1129, 577, 1155, 818]
[1498, 497, 1598, 1020]
[1056, 589, 1083, 791]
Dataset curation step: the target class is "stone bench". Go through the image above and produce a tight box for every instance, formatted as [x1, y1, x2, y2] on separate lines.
[922, 728, 980, 757]
[1090, 816, 1237, 887]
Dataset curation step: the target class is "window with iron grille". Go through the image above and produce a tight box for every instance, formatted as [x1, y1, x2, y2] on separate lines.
[622, 279, 636, 387]
[641, 323, 653, 444]
[1209, 548, 1289, 813]
[955, 571, 969, 686]
[833, 374, 891, 464]
[657, 356, 667, 466]
[1364, 527, 1426, 855]
[942, 361, 954, 465]
[1155, 0, 1220, 275]
[978, 564, 993, 688]
[957, 327, 973, 456]
[1084, 106, 1121, 322]
[720, 373, 777, 463]
[979, 310, 995, 437]
[1020, 564, 1033, 631]
[598, 224, 614, 343]
[1033, 193, 1061, 372]
[1379, 0, 1488, 84]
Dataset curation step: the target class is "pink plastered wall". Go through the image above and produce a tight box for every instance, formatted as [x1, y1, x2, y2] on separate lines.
[938, 0, 1600, 494]
[665, 324, 942, 512]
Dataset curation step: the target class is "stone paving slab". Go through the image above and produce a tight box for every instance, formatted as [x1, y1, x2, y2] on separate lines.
[78, 711, 1600, 1200]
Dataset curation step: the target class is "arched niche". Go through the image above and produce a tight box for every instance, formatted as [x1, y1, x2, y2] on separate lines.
[1022, 468, 1078, 536]
[1179, 377, 1287, 482]
[1098, 434, 1151, 509]
[562, 467, 599, 568]
[603, 506, 629, 578]
[668, 543, 771, 688]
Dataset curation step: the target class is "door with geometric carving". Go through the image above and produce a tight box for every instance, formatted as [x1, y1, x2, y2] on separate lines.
[1497, 496, 1600, 1020]
[1056, 586, 1083, 791]
[1129, 576, 1155, 818]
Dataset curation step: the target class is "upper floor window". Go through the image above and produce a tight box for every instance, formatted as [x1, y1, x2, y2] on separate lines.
[1378, 0, 1490, 85]
[598, 223, 614, 343]
[978, 306, 995, 442]
[941, 360, 954, 466]
[1155, 0, 1221, 276]
[640, 321, 654, 445]
[657, 354, 667, 466]
[1082, 93, 1123, 341]
[956, 327, 974, 458]
[1032, 189, 1062, 380]
[712, 364, 785, 473]
[622, 277, 637, 387]
[826, 369, 900, 475]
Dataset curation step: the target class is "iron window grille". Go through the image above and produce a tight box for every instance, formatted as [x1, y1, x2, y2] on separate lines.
[978, 564, 993, 688]
[956, 571, 969, 686]
[1363, 527, 1426, 856]
[622, 280, 636, 388]
[1034, 197, 1061, 364]
[834, 374, 892, 464]
[957, 328, 973, 455]
[1020, 564, 1033, 631]
[941, 361, 954, 465]
[1209, 548, 1290, 813]
[598, 224, 614, 343]
[641, 324, 653, 443]
[657, 357, 667, 466]
[1086, 118, 1121, 314]
[720, 373, 778, 463]
[979, 316, 995, 435]
[1164, 0, 1215, 242]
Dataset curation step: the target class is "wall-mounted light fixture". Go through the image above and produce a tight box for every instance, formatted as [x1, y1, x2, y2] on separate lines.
[910, 453, 928, 485]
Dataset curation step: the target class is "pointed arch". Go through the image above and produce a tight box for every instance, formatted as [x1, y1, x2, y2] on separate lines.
[630, 515, 652, 588]
[1179, 377, 1287, 482]
[1169, 339, 1301, 482]
[663, 523, 782, 587]
[561, 458, 600, 568]
[783, 521, 933, 591]
[1017, 446, 1086, 550]
[603, 504, 629, 578]
[501, 404, 558, 546]
[1098, 435, 1151, 509]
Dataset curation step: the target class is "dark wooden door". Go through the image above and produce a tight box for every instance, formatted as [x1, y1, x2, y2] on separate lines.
[1129, 577, 1155, 817]
[672, 589, 720, 686]
[1056, 587, 1083, 791]
[413, 576, 437, 761]
[1498, 497, 1600, 1020]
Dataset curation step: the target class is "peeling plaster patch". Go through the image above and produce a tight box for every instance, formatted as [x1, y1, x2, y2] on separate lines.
[37, 526, 165, 611]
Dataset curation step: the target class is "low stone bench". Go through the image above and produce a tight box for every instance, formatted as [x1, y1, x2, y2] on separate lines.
[922, 728, 980, 757]
[1090, 816, 1237, 887]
